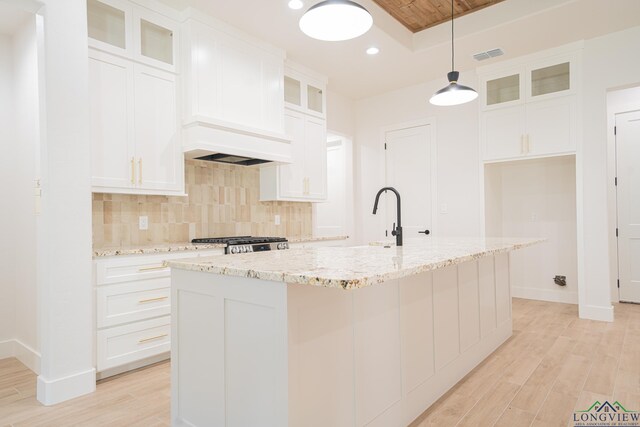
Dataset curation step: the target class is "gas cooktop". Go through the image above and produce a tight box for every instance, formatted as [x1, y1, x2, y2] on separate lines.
[191, 236, 289, 254]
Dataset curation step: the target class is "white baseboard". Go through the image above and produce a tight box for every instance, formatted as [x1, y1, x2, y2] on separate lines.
[512, 286, 578, 304]
[0, 339, 41, 374]
[0, 339, 14, 360]
[14, 339, 41, 374]
[579, 304, 614, 322]
[37, 367, 96, 406]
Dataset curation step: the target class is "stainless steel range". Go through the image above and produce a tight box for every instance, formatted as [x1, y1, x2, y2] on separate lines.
[191, 236, 289, 254]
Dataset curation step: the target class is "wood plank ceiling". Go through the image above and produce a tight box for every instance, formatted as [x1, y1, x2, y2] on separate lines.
[371, 0, 506, 33]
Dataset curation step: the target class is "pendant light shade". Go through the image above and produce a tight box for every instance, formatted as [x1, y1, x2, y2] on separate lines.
[299, 0, 373, 41]
[430, 71, 478, 106]
[430, 0, 477, 106]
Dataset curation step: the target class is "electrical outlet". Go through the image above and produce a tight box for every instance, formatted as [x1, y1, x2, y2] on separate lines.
[274, 215, 281, 225]
[139, 216, 149, 230]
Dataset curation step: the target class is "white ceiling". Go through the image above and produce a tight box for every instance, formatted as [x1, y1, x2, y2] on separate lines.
[161, 0, 640, 99]
[0, 2, 32, 36]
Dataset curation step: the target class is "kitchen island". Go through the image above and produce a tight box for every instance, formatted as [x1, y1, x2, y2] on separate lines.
[168, 238, 542, 427]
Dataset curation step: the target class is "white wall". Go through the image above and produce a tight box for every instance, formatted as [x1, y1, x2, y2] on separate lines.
[0, 33, 16, 359]
[354, 72, 481, 244]
[485, 156, 578, 304]
[326, 90, 356, 137]
[12, 15, 40, 371]
[580, 25, 640, 321]
[606, 85, 640, 303]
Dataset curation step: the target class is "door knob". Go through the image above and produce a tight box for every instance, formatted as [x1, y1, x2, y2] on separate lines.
[418, 229, 430, 235]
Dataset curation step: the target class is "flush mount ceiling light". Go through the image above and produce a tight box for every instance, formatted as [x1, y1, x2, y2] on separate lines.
[366, 46, 379, 55]
[288, 0, 304, 10]
[430, 0, 478, 106]
[299, 0, 373, 41]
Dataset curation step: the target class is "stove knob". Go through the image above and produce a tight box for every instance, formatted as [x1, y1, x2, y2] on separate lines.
[277, 242, 289, 250]
[230, 247, 239, 254]
[240, 246, 246, 253]
[247, 246, 253, 252]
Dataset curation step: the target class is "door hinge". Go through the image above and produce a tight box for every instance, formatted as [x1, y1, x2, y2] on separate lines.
[385, 230, 388, 237]
[616, 228, 619, 237]
[615, 177, 618, 186]
[384, 142, 387, 150]
[617, 279, 620, 288]
[614, 126, 617, 135]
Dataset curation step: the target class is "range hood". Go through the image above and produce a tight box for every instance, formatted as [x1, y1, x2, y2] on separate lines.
[183, 116, 292, 165]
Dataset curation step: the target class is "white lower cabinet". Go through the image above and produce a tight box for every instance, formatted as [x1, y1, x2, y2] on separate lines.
[260, 109, 327, 201]
[95, 249, 223, 377]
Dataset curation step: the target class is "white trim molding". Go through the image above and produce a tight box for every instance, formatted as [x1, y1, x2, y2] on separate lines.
[37, 368, 97, 406]
[578, 304, 614, 323]
[0, 339, 42, 375]
[512, 286, 578, 305]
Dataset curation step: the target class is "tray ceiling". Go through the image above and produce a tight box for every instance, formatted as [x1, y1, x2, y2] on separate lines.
[371, 0, 506, 33]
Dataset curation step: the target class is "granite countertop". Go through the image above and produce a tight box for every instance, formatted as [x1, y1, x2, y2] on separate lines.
[168, 237, 545, 290]
[93, 235, 349, 258]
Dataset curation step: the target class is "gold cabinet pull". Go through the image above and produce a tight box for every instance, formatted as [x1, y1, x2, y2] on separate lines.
[131, 157, 135, 184]
[138, 158, 143, 184]
[138, 296, 168, 304]
[138, 333, 168, 344]
[138, 263, 168, 272]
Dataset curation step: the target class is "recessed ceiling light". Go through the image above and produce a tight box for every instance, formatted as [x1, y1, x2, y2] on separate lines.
[288, 0, 304, 10]
[366, 46, 379, 55]
[299, 0, 373, 41]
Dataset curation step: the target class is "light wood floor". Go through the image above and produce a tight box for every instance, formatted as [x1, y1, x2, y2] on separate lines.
[1, 298, 639, 427]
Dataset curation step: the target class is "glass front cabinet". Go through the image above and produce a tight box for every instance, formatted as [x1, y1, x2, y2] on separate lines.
[479, 48, 581, 162]
[283, 64, 327, 119]
[87, 0, 178, 72]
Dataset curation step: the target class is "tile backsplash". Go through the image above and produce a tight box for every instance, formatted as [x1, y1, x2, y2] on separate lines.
[92, 160, 313, 248]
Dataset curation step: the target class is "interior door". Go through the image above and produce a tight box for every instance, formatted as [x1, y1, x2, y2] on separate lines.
[384, 125, 433, 240]
[617, 110, 640, 303]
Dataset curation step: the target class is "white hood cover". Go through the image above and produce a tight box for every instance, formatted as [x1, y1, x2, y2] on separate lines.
[183, 116, 292, 164]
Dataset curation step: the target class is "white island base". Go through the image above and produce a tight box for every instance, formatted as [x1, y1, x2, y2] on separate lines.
[170, 252, 512, 427]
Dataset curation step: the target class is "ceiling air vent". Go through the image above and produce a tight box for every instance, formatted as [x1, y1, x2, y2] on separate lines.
[473, 48, 504, 61]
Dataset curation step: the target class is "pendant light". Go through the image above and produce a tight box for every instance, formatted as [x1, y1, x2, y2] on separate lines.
[430, 0, 478, 106]
[299, 0, 373, 42]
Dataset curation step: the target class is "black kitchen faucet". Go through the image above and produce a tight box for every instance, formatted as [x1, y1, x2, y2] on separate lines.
[372, 187, 402, 246]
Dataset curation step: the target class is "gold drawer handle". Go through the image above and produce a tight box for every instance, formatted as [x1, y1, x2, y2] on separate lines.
[138, 263, 168, 272]
[138, 296, 168, 304]
[138, 333, 168, 344]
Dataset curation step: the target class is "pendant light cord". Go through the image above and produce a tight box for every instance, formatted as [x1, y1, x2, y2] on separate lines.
[451, 0, 454, 72]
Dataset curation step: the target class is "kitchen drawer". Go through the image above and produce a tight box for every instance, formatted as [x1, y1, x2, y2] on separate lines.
[95, 249, 223, 285]
[97, 278, 171, 328]
[97, 316, 170, 371]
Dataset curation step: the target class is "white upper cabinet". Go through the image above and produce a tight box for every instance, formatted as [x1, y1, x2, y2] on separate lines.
[260, 62, 328, 202]
[479, 45, 581, 162]
[181, 16, 285, 134]
[89, 49, 183, 195]
[87, 0, 178, 72]
[89, 51, 134, 189]
[260, 109, 327, 202]
[283, 64, 327, 119]
[133, 64, 182, 192]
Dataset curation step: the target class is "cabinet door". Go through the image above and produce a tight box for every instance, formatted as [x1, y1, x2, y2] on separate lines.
[89, 51, 134, 189]
[87, 0, 132, 56]
[481, 106, 526, 161]
[133, 64, 182, 193]
[278, 110, 306, 199]
[525, 96, 575, 157]
[304, 116, 327, 200]
[133, 7, 178, 73]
